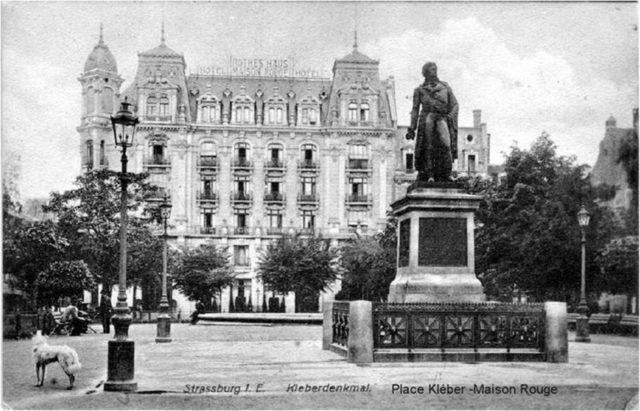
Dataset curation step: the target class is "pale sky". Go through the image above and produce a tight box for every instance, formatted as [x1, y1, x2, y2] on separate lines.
[2, 1, 637, 200]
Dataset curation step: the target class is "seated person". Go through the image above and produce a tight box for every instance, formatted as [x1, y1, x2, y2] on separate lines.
[62, 298, 85, 336]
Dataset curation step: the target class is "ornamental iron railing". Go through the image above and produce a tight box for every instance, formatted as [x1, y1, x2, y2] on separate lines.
[332, 301, 350, 348]
[373, 302, 545, 351]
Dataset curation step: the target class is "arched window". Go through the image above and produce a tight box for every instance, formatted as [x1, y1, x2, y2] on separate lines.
[301, 108, 309, 124]
[86, 88, 95, 114]
[99, 140, 106, 166]
[159, 95, 169, 116]
[276, 108, 283, 124]
[348, 144, 369, 169]
[147, 96, 158, 116]
[268, 108, 275, 123]
[85, 140, 93, 169]
[267, 143, 284, 168]
[360, 102, 370, 122]
[102, 88, 114, 114]
[200, 141, 217, 167]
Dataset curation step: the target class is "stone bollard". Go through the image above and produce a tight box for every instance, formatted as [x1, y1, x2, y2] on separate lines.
[347, 300, 373, 364]
[544, 301, 568, 363]
[322, 301, 334, 350]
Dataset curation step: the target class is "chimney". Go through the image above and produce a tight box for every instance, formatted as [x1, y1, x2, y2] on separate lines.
[633, 108, 638, 130]
[473, 110, 482, 128]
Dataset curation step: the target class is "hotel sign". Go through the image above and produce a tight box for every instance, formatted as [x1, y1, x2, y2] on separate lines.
[196, 56, 329, 79]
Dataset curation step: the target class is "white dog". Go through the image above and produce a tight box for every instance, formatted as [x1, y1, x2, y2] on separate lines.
[32, 331, 82, 389]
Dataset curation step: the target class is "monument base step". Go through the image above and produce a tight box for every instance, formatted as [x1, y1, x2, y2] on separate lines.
[373, 348, 545, 362]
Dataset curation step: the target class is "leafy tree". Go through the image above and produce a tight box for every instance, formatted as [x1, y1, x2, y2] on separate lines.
[257, 236, 339, 311]
[35, 260, 95, 306]
[472, 133, 616, 303]
[171, 244, 233, 310]
[44, 169, 160, 292]
[595, 236, 639, 296]
[337, 217, 397, 301]
[3, 221, 71, 308]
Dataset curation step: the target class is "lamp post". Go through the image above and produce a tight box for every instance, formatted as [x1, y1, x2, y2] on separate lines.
[156, 194, 172, 343]
[576, 205, 591, 343]
[104, 97, 139, 391]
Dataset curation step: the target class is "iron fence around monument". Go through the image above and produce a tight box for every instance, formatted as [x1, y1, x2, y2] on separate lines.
[332, 301, 350, 348]
[373, 302, 545, 351]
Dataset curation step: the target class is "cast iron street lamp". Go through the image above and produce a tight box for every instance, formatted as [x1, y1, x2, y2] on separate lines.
[576, 205, 591, 343]
[104, 97, 139, 391]
[156, 194, 172, 343]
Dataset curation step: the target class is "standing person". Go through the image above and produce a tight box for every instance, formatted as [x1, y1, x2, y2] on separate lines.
[14, 308, 22, 340]
[406, 61, 459, 183]
[42, 306, 55, 336]
[100, 291, 113, 334]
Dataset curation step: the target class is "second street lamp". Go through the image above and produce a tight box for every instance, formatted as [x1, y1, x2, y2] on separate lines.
[104, 97, 139, 392]
[576, 205, 591, 343]
[156, 194, 172, 343]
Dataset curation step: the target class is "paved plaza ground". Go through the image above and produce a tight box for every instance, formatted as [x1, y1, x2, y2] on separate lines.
[2, 323, 638, 409]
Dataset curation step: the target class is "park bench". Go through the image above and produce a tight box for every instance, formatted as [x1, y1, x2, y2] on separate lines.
[618, 315, 638, 335]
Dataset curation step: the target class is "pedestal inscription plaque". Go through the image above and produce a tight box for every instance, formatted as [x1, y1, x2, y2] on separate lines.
[418, 218, 467, 266]
[398, 219, 411, 267]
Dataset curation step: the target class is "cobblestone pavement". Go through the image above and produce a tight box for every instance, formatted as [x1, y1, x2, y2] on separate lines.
[2, 323, 638, 409]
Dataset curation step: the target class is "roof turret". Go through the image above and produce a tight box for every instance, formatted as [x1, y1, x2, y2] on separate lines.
[83, 24, 118, 73]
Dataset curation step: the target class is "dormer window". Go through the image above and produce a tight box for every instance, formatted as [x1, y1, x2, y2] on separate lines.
[159, 95, 169, 116]
[232, 97, 254, 124]
[348, 102, 358, 122]
[199, 98, 220, 123]
[147, 96, 158, 116]
[309, 109, 317, 125]
[360, 102, 370, 122]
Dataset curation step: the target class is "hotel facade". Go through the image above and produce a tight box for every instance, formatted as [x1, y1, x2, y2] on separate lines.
[78, 30, 490, 313]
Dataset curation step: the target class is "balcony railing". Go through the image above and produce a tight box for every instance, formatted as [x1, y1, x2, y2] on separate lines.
[200, 227, 216, 235]
[299, 227, 317, 235]
[298, 159, 318, 170]
[144, 115, 172, 122]
[346, 194, 372, 204]
[297, 193, 318, 203]
[231, 191, 252, 202]
[264, 192, 285, 203]
[145, 156, 171, 168]
[197, 191, 218, 202]
[233, 227, 251, 236]
[265, 159, 285, 170]
[198, 156, 218, 169]
[234, 256, 251, 266]
[145, 188, 170, 202]
[266, 227, 285, 235]
[347, 159, 370, 170]
[232, 158, 252, 169]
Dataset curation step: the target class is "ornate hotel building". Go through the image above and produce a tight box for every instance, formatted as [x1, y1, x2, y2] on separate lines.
[77, 29, 490, 312]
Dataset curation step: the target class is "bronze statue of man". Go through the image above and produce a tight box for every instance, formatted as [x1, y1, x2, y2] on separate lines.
[406, 62, 458, 182]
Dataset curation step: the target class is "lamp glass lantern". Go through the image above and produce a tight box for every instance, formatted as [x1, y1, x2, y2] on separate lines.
[159, 197, 172, 221]
[110, 97, 139, 148]
[577, 206, 591, 228]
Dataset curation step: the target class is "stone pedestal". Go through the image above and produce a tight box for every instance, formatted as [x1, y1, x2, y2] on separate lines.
[388, 187, 485, 303]
[155, 314, 172, 343]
